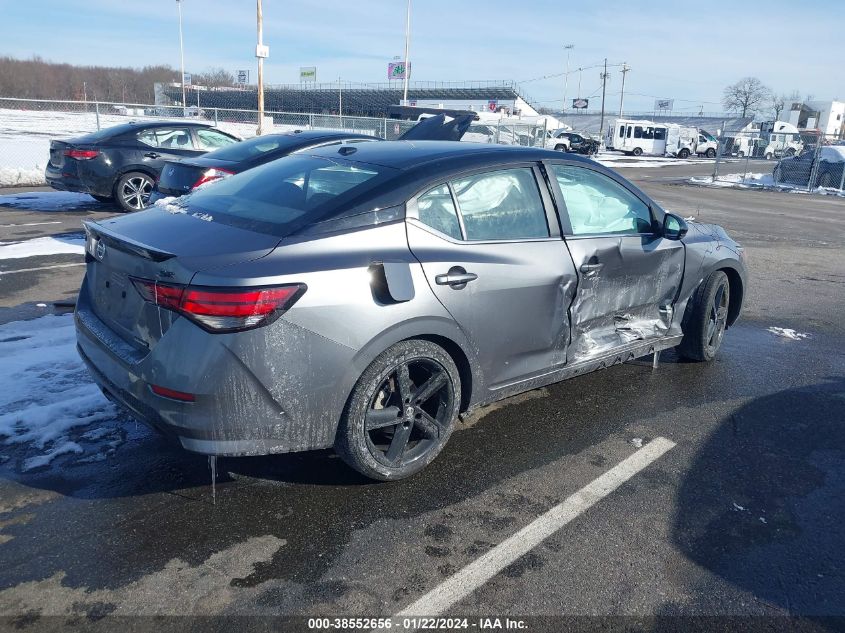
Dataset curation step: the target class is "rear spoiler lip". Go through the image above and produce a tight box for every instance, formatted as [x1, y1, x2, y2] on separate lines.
[83, 220, 176, 263]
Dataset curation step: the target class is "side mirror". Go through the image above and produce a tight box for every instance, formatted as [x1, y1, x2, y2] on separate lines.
[663, 213, 688, 240]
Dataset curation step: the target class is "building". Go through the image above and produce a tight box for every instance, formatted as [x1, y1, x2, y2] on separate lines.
[787, 100, 845, 138]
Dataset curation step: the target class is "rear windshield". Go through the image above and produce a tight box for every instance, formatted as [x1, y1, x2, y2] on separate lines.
[204, 134, 307, 162]
[180, 155, 395, 236]
[72, 123, 139, 143]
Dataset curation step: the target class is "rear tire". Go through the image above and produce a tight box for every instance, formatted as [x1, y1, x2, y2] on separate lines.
[632, 147, 643, 156]
[335, 340, 460, 481]
[677, 271, 730, 362]
[678, 148, 690, 159]
[115, 171, 154, 212]
[90, 194, 113, 203]
[765, 152, 774, 160]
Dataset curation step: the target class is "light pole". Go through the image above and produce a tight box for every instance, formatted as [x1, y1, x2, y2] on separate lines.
[619, 62, 629, 117]
[402, 0, 411, 105]
[562, 44, 574, 116]
[256, 0, 267, 134]
[177, 0, 186, 112]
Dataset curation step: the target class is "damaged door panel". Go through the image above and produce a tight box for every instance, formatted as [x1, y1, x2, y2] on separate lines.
[545, 162, 684, 362]
[564, 235, 684, 360]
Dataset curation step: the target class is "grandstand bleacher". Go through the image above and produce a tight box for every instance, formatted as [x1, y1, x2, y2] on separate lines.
[161, 81, 532, 118]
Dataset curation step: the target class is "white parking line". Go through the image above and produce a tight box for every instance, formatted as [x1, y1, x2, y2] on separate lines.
[0, 262, 86, 275]
[0, 221, 63, 228]
[395, 436, 676, 618]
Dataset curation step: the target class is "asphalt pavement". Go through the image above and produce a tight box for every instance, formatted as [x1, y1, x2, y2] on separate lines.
[0, 157, 843, 632]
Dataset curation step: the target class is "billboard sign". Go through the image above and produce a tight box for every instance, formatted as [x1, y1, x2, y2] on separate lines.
[655, 98, 674, 110]
[300, 66, 317, 83]
[572, 98, 589, 109]
[488, 99, 499, 112]
[388, 61, 410, 80]
[182, 72, 192, 86]
[236, 70, 249, 85]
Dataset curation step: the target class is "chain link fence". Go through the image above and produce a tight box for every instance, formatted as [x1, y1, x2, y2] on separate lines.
[709, 125, 844, 193]
[0, 97, 546, 187]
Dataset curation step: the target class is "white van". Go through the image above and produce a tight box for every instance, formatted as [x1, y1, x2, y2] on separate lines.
[606, 119, 668, 156]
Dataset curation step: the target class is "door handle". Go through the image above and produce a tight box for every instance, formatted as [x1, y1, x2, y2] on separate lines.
[579, 262, 604, 273]
[435, 269, 478, 288]
[144, 152, 160, 159]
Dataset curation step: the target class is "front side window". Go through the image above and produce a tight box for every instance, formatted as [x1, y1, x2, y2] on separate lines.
[416, 185, 462, 240]
[654, 127, 666, 140]
[196, 128, 238, 150]
[550, 164, 653, 236]
[619, 125, 625, 137]
[451, 168, 549, 241]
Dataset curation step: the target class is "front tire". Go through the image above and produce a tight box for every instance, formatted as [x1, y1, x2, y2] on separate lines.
[335, 340, 460, 481]
[705, 148, 717, 158]
[115, 171, 154, 212]
[554, 144, 567, 152]
[677, 271, 730, 362]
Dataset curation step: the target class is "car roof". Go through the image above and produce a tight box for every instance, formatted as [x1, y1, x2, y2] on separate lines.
[305, 140, 596, 171]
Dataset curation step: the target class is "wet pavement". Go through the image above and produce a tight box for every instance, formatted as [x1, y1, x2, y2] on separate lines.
[0, 162, 843, 631]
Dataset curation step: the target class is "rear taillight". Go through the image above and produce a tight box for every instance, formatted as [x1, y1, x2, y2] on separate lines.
[64, 149, 100, 160]
[150, 384, 195, 402]
[130, 278, 306, 332]
[192, 167, 234, 189]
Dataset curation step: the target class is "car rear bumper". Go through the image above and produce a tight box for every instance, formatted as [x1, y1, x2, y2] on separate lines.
[45, 164, 112, 197]
[73, 276, 354, 456]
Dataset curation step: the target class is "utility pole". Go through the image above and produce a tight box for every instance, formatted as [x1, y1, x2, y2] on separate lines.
[402, 0, 412, 105]
[599, 58, 609, 140]
[619, 62, 629, 117]
[177, 0, 186, 113]
[338, 77, 342, 117]
[562, 44, 574, 116]
[256, 0, 266, 134]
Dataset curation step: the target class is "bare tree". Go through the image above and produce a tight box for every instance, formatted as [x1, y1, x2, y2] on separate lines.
[771, 94, 785, 120]
[722, 77, 772, 117]
[193, 67, 235, 90]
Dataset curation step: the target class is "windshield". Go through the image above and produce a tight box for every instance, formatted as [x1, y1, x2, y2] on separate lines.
[179, 155, 394, 236]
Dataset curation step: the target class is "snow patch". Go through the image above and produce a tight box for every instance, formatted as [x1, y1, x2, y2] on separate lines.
[0, 234, 85, 260]
[767, 326, 809, 340]
[0, 165, 45, 187]
[689, 172, 845, 197]
[0, 315, 129, 471]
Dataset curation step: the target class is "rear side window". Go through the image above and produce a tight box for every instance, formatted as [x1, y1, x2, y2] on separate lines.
[183, 156, 390, 236]
[451, 168, 549, 241]
[634, 126, 643, 139]
[416, 185, 462, 240]
[550, 164, 653, 235]
[138, 128, 194, 149]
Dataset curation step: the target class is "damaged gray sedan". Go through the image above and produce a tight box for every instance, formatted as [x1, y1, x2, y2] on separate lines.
[76, 142, 746, 480]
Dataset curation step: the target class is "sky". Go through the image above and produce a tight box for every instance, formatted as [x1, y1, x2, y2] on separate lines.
[1, 0, 843, 113]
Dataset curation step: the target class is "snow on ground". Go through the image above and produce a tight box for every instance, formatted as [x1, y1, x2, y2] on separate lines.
[593, 152, 733, 169]
[0, 234, 85, 260]
[689, 172, 845, 197]
[0, 315, 132, 472]
[767, 326, 810, 340]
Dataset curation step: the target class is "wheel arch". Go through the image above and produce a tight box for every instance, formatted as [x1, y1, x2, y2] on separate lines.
[346, 317, 483, 416]
[112, 165, 158, 195]
[718, 265, 744, 327]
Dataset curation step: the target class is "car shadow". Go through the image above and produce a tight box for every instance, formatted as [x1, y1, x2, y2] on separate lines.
[659, 376, 845, 617]
[0, 191, 115, 213]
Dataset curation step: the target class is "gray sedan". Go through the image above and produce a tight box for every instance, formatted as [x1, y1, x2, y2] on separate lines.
[76, 141, 747, 480]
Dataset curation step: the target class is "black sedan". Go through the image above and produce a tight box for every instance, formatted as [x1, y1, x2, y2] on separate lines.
[45, 121, 240, 212]
[152, 130, 379, 201]
[773, 146, 845, 188]
[561, 132, 600, 155]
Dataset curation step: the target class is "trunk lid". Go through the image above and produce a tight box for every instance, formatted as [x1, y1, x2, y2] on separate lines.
[83, 207, 281, 351]
[48, 140, 69, 169]
[156, 157, 233, 196]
